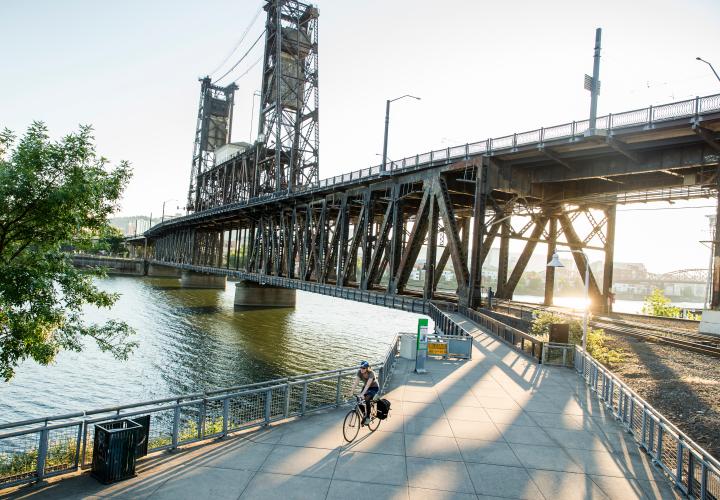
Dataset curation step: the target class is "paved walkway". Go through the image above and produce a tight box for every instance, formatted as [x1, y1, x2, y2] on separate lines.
[3, 321, 683, 500]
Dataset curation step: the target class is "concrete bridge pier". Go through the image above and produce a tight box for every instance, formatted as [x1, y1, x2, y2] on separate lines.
[234, 280, 296, 308]
[147, 263, 182, 278]
[180, 271, 227, 289]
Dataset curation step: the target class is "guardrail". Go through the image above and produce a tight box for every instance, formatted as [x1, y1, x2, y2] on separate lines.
[145, 92, 720, 234]
[0, 336, 402, 490]
[541, 342, 575, 367]
[434, 303, 544, 362]
[574, 348, 720, 499]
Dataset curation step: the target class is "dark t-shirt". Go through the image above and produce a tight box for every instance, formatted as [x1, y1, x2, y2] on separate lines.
[357, 369, 379, 389]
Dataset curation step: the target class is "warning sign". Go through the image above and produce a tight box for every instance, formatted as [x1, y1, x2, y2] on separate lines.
[428, 343, 448, 356]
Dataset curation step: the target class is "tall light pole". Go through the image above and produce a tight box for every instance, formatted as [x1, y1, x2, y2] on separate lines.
[161, 199, 179, 223]
[587, 28, 602, 131]
[382, 94, 420, 173]
[249, 90, 261, 142]
[547, 250, 591, 355]
[696, 57, 720, 84]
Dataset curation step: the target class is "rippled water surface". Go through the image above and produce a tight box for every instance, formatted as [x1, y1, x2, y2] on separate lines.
[0, 276, 428, 422]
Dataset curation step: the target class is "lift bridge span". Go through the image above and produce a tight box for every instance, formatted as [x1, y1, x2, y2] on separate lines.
[137, 92, 720, 313]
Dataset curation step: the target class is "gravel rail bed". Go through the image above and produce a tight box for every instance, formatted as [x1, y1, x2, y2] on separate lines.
[604, 332, 720, 459]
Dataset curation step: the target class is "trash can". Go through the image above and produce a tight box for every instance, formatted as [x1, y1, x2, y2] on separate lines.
[91, 418, 143, 484]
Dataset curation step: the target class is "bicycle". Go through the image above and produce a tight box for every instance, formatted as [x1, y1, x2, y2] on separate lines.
[342, 395, 380, 442]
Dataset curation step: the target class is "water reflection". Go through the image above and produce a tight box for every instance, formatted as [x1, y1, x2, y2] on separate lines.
[0, 276, 427, 422]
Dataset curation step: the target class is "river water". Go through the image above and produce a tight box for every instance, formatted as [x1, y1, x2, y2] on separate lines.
[0, 276, 428, 423]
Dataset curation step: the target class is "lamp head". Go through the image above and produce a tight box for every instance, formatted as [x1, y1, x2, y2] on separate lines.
[547, 253, 564, 268]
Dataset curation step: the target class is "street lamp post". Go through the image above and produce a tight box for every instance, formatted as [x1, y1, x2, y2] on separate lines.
[161, 199, 179, 223]
[696, 57, 720, 84]
[382, 94, 420, 173]
[547, 250, 591, 354]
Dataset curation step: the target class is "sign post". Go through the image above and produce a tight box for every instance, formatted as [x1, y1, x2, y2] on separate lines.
[415, 318, 428, 373]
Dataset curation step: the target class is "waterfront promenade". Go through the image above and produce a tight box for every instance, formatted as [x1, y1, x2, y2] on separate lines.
[3, 321, 681, 499]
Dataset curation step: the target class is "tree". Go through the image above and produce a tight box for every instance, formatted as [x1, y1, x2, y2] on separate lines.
[641, 288, 680, 318]
[0, 122, 137, 380]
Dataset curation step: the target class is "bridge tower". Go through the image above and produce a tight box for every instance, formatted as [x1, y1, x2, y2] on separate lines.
[256, 0, 319, 194]
[186, 77, 238, 212]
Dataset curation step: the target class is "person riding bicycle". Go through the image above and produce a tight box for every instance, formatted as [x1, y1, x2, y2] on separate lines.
[350, 360, 379, 425]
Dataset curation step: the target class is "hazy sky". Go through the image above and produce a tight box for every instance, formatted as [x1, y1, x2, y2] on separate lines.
[2, 0, 719, 273]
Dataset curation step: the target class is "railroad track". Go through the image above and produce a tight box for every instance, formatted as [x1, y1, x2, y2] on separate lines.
[496, 300, 720, 359]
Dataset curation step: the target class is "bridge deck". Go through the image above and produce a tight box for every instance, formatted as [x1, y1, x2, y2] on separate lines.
[7, 326, 680, 499]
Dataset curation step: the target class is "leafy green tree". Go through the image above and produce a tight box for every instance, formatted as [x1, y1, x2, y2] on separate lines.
[641, 288, 681, 318]
[0, 122, 137, 380]
[531, 310, 623, 365]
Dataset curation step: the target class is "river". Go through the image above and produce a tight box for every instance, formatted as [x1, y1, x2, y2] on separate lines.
[0, 276, 428, 423]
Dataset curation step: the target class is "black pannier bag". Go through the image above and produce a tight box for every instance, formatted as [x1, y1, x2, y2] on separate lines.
[376, 398, 392, 420]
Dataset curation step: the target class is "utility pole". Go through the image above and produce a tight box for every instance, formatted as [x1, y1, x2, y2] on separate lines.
[587, 28, 602, 131]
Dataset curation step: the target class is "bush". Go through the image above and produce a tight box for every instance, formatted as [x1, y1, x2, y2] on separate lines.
[531, 310, 623, 366]
[641, 288, 681, 318]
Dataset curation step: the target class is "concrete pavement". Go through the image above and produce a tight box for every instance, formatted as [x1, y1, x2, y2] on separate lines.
[3, 323, 683, 499]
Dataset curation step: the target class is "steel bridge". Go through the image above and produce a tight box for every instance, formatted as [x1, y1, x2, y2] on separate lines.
[137, 91, 720, 312]
[134, 0, 720, 313]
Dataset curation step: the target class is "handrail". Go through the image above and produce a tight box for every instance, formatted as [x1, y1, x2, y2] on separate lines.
[145, 92, 720, 234]
[0, 334, 403, 489]
[574, 347, 720, 499]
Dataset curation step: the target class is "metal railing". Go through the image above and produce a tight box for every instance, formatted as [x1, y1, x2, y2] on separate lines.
[574, 348, 720, 499]
[433, 303, 544, 362]
[0, 336, 402, 490]
[166, 263, 430, 314]
[541, 342, 575, 367]
[146, 92, 720, 234]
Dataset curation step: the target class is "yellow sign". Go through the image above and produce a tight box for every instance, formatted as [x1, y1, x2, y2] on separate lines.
[427, 343, 448, 356]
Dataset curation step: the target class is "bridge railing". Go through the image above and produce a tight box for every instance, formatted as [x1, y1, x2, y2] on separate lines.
[0, 335, 403, 490]
[431, 303, 544, 362]
[299, 92, 720, 195]
[147, 92, 720, 233]
[575, 347, 720, 500]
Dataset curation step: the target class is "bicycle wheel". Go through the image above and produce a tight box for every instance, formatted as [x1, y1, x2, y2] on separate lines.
[367, 403, 381, 432]
[343, 409, 361, 442]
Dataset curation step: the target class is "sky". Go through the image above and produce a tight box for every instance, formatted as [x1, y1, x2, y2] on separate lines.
[2, 0, 720, 274]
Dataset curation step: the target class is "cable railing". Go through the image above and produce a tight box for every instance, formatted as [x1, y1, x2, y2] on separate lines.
[146, 92, 720, 235]
[575, 348, 720, 500]
[0, 335, 403, 490]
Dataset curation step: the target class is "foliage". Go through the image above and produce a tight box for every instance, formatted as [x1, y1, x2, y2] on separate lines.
[531, 310, 623, 366]
[641, 288, 681, 318]
[74, 225, 126, 256]
[0, 122, 136, 380]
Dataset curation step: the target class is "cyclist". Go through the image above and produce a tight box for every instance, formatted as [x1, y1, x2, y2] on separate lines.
[350, 360, 379, 425]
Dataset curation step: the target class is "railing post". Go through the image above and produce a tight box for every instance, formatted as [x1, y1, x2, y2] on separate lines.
[675, 440, 684, 488]
[695, 95, 700, 119]
[222, 398, 229, 437]
[74, 422, 83, 469]
[655, 425, 664, 465]
[80, 421, 89, 468]
[336, 371, 342, 407]
[284, 382, 291, 418]
[36, 426, 49, 481]
[264, 389, 272, 425]
[700, 462, 708, 499]
[648, 105, 653, 126]
[301, 381, 308, 415]
[171, 403, 181, 450]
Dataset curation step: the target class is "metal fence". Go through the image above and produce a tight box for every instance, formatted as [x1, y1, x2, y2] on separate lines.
[541, 342, 575, 367]
[574, 348, 720, 500]
[432, 303, 544, 362]
[146, 92, 720, 234]
[0, 336, 402, 490]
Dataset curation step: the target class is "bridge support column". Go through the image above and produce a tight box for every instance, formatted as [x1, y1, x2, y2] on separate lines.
[180, 271, 226, 289]
[544, 217, 557, 306]
[602, 205, 617, 314]
[234, 281, 296, 308]
[147, 263, 182, 278]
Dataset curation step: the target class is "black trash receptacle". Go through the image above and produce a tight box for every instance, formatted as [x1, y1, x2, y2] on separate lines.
[91, 418, 143, 484]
